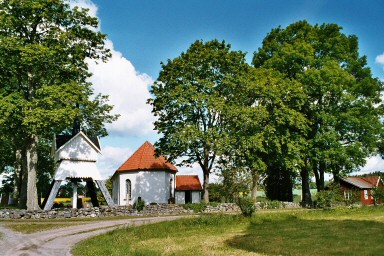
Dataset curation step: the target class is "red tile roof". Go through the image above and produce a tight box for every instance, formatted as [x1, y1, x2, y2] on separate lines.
[340, 176, 381, 189]
[176, 175, 202, 191]
[117, 141, 177, 173]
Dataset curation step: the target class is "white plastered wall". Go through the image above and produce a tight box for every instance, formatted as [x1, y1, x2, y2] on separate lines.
[192, 191, 201, 203]
[175, 191, 185, 204]
[174, 191, 201, 204]
[116, 171, 173, 205]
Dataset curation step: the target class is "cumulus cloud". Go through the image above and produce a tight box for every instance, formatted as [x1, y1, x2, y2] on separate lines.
[376, 53, 384, 66]
[358, 156, 384, 174]
[70, 0, 98, 18]
[71, 0, 156, 138]
[97, 146, 133, 178]
[88, 40, 156, 137]
[69, 0, 157, 178]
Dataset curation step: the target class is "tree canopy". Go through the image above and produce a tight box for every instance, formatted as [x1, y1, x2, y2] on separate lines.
[0, 0, 117, 210]
[253, 20, 384, 205]
[149, 39, 250, 202]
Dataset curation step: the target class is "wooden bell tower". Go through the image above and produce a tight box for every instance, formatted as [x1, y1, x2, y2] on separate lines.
[42, 127, 115, 210]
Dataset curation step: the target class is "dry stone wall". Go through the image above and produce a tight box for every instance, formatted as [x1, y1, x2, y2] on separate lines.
[0, 202, 301, 219]
[0, 203, 240, 219]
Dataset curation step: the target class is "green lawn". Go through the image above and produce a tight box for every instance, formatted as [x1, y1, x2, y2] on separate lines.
[72, 206, 384, 256]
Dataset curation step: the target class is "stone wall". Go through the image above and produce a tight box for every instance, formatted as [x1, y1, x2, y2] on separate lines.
[256, 201, 300, 209]
[0, 203, 241, 220]
[0, 202, 302, 220]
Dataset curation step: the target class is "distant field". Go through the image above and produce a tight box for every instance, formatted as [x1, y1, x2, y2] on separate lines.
[73, 206, 384, 256]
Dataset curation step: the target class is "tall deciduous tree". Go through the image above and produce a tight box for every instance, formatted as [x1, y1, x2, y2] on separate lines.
[221, 68, 307, 202]
[253, 20, 383, 206]
[149, 40, 249, 202]
[0, 1, 117, 210]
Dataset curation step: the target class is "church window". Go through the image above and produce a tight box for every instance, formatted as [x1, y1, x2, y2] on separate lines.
[126, 179, 132, 200]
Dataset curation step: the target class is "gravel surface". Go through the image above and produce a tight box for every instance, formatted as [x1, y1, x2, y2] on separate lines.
[0, 215, 187, 256]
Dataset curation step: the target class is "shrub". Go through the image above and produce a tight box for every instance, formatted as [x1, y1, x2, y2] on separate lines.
[133, 199, 145, 211]
[259, 200, 283, 209]
[372, 187, 384, 204]
[181, 203, 207, 213]
[236, 197, 256, 217]
[314, 184, 344, 208]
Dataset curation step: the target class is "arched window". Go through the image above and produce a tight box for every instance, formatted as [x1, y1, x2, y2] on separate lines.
[126, 179, 132, 200]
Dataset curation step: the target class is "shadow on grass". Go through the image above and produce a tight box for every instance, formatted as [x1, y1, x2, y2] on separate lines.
[227, 215, 384, 256]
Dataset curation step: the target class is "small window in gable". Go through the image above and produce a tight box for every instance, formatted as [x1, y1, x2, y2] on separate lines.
[126, 179, 132, 200]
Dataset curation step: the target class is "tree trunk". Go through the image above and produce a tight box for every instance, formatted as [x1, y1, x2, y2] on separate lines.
[251, 172, 259, 202]
[202, 171, 209, 203]
[12, 149, 22, 205]
[301, 159, 312, 207]
[26, 135, 41, 211]
[312, 160, 321, 192]
[18, 148, 27, 209]
[319, 161, 325, 191]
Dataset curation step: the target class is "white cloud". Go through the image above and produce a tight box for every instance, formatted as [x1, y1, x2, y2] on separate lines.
[70, 0, 98, 18]
[88, 40, 156, 137]
[376, 53, 384, 66]
[97, 146, 133, 178]
[71, 1, 156, 137]
[69, 0, 157, 178]
[357, 156, 384, 174]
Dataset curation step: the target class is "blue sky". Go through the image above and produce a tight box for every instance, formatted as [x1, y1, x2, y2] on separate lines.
[74, 0, 384, 179]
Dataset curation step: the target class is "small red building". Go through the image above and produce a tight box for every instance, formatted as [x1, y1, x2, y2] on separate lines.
[338, 176, 383, 205]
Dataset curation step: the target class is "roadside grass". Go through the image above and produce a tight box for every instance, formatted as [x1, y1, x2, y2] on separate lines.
[5, 222, 78, 234]
[73, 206, 384, 256]
[1, 215, 143, 234]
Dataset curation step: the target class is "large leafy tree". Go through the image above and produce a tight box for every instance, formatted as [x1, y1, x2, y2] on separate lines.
[221, 67, 307, 202]
[149, 40, 250, 202]
[253, 20, 383, 206]
[0, 0, 117, 210]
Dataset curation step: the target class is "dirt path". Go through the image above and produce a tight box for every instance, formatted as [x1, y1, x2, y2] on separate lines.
[0, 215, 187, 256]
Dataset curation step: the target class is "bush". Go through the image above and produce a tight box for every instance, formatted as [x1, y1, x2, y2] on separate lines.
[372, 187, 384, 204]
[314, 184, 344, 208]
[133, 199, 145, 211]
[182, 203, 207, 213]
[236, 197, 256, 217]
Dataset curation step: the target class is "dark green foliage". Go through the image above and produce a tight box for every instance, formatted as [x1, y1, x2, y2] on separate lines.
[208, 183, 225, 202]
[149, 39, 250, 203]
[259, 200, 283, 209]
[0, 0, 117, 209]
[264, 167, 294, 202]
[133, 199, 145, 211]
[253, 20, 384, 206]
[372, 186, 384, 203]
[314, 184, 345, 208]
[236, 197, 256, 217]
[181, 203, 207, 213]
[181, 202, 219, 213]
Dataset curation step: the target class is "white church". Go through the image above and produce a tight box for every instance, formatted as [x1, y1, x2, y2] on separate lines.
[111, 141, 202, 205]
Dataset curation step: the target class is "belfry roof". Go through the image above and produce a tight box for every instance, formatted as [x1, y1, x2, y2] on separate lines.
[117, 141, 177, 173]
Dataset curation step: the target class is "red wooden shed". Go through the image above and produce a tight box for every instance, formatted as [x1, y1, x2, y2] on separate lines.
[338, 176, 383, 205]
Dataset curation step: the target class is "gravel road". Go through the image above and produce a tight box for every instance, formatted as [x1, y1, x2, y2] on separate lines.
[0, 215, 186, 256]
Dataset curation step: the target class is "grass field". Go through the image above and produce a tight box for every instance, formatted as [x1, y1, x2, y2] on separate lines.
[72, 206, 384, 256]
